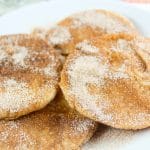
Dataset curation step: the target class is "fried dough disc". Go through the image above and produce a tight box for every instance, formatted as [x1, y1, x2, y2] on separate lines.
[0, 34, 61, 120]
[60, 34, 150, 129]
[0, 92, 97, 150]
[32, 10, 139, 55]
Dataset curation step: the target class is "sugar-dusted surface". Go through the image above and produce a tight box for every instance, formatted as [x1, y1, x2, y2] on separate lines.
[66, 54, 130, 122]
[0, 92, 97, 149]
[0, 1, 149, 149]
[68, 54, 111, 121]
[47, 26, 71, 45]
[71, 10, 136, 34]
[32, 27, 48, 40]
[76, 40, 99, 53]
[0, 35, 60, 78]
[0, 45, 26, 63]
[0, 34, 61, 119]
[0, 78, 56, 115]
[60, 34, 150, 129]
[110, 39, 132, 52]
[0, 79, 35, 112]
[32, 9, 138, 55]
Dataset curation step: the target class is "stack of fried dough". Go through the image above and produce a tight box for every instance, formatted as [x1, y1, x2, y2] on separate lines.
[0, 9, 149, 150]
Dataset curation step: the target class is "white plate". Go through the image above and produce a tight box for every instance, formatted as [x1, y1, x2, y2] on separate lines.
[0, 0, 150, 36]
[0, 0, 149, 150]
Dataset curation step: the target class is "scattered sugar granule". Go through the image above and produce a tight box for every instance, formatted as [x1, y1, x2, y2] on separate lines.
[134, 37, 150, 52]
[0, 79, 35, 112]
[48, 26, 71, 45]
[109, 64, 129, 80]
[71, 10, 131, 33]
[0, 121, 35, 149]
[68, 55, 112, 121]
[110, 39, 132, 52]
[12, 46, 28, 66]
[43, 64, 58, 77]
[70, 119, 95, 135]
[30, 53, 58, 78]
[32, 28, 47, 40]
[67, 54, 131, 121]
[33, 64, 58, 78]
[0, 46, 8, 61]
[76, 40, 99, 53]
[0, 45, 58, 78]
[0, 45, 28, 67]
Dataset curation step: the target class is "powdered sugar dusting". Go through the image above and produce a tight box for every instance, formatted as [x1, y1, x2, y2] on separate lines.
[0, 130, 9, 141]
[68, 55, 112, 121]
[0, 44, 59, 78]
[132, 112, 150, 126]
[0, 78, 56, 113]
[12, 47, 28, 66]
[0, 79, 36, 112]
[0, 92, 97, 149]
[32, 28, 47, 40]
[48, 26, 71, 45]
[70, 117, 96, 135]
[134, 37, 150, 52]
[67, 54, 129, 121]
[109, 64, 129, 79]
[0, 46, 8, 60]
[0, 45, 28, 67]
[71, 10, 132, 33]
[76, 40, 99, 53]
[0, 121, 35, 149]
[33, 64, 58, 78]
[30, 51, 59, 78]
[17, 130, 35, 149]
[43, 65, 57, 76]
[110, 39, 132, 52]
[0, 35, 60, 119]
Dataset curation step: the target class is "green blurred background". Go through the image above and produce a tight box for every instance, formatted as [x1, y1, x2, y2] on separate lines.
[0, 0, 48, 15]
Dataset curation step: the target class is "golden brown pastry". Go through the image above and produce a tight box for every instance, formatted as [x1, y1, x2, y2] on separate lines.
[32, 10, 139, 55]
[0, 91, 97, 150]
[0, 34, 61, 120]
[60, 34, 150, 129]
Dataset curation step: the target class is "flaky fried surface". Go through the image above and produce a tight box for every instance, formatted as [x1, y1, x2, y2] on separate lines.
[60, 34, 150, 129]
[36, 9, 139, 55]
[0, 92, 97, 150]
[0, 34, 61, 120]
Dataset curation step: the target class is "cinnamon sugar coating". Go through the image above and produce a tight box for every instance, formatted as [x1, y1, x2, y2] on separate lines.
[60, 34, 150, 129]
[0, 34, 61, 120]
[32, 10, 139, 55]
[0, 92, 97, 150]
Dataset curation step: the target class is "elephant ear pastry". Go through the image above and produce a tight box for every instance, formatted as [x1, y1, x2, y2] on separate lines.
[0, 34, 61, 120]
[32, 9, 138, 55]
[60, 33, 150, 129]
[0, 92, 97, 149]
